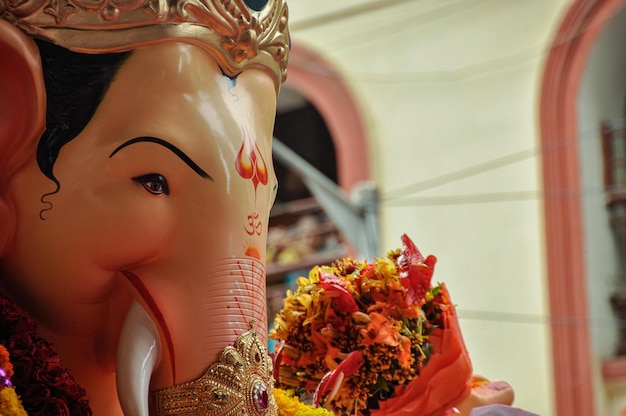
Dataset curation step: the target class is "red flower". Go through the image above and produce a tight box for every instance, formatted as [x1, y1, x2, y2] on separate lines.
[42, 397, 71, 415]
[319, 269, 359, 313]
[21, 383, 51, 409]
[398, 234, 437, 306]
[57, 377, 88, 401]
[314, 350, 364, 407]
[35, 361, 69, 387]
[7, 333, 33, 361]
[0, 295, 92, 415]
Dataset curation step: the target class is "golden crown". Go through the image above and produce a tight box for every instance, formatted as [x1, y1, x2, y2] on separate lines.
[0, 0, 289, 89]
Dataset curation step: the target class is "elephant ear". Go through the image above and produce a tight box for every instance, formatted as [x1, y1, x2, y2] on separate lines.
[0, 19, 46, 254]
[0, 19, 46, 180]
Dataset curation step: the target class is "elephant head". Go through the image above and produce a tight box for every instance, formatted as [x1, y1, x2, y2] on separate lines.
[0, 1, 289, 415]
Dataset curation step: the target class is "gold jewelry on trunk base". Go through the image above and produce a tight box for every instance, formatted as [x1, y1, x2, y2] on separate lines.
[152, 321, 278, 416]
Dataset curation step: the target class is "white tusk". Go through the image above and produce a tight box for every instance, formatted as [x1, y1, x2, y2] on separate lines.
[117, 300, 162, 416]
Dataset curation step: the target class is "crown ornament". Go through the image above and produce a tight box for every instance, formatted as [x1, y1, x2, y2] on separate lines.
[152, 321, 278, 416]
[0, 0, 289, 89]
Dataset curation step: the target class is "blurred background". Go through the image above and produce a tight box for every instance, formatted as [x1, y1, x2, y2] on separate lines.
[265, 1, 626, 415]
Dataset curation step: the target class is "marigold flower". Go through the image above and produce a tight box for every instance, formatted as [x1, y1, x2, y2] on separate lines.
[0, 387, 27, 416]
[274, 388, 332, 416]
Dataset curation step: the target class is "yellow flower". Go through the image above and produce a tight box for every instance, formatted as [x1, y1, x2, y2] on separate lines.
[274, 388, 332, 416]
[0, 388, 27, 416]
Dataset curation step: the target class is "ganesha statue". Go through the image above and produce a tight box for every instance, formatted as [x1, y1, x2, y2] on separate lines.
[0, 0, 287, 414]
[0, 0, 524, 415]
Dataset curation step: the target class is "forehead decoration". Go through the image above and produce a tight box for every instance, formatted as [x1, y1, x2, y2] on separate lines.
[0, 0, 289, 91]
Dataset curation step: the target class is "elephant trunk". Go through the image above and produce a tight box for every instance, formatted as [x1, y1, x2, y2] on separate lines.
[115, 257, 270, 416]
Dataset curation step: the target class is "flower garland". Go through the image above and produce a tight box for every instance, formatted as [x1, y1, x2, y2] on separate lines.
[273, 388, 332, 416]
[0, 344, 26, 416]
[270, 234, 472, 415]
[0, 295, 92, 416]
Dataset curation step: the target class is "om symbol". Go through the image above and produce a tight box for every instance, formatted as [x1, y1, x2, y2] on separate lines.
[245, 212, 263, 236]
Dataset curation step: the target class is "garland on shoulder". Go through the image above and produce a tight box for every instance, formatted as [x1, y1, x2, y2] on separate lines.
[0, 295, 92, 416]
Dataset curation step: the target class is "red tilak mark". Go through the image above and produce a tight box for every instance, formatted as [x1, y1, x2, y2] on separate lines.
[233, 295, 246, 337]
[236, 259, 264, 296]
[229, 259, 266, 337]
[238, 260, 252, 291]
[235, 131, 268, 192]
[251, 260, 263, 286]
[122, 270, 176, 382]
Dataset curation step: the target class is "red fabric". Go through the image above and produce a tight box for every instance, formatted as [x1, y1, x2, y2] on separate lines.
[370, 284, 472, 416]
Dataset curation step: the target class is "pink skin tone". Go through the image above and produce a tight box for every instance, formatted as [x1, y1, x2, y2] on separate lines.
[0, 41, 277, 415]
[452, 375, 515, 415]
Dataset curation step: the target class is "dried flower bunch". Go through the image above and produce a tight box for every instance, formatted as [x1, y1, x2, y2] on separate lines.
[271, 234, 472, 416]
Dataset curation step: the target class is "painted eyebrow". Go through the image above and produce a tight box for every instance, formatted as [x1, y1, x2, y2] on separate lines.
[109, 136, 213, 180]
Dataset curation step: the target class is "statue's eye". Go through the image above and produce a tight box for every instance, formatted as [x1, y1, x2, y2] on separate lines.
[132, 173, 170, 195]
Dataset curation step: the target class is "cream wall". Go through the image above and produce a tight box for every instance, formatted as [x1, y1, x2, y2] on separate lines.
[578, 8, 626, 415]
[286, 1, 573, 415]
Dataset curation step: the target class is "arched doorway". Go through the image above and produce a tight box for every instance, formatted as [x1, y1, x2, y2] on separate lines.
[540, 0, 625, 414]
[282, 43, 371, 191]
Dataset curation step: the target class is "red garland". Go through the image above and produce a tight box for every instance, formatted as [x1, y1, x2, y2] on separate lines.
[0, 295, 92, 416]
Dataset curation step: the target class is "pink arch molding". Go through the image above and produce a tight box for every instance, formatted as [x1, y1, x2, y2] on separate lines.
[540, 0, 624, 415]
[282, 43, 371, 191]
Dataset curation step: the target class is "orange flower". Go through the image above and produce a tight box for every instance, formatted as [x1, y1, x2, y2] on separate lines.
[398, 336, 412, 369]
[361, 312, 400, 347]
[0, 345, 13, 378]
